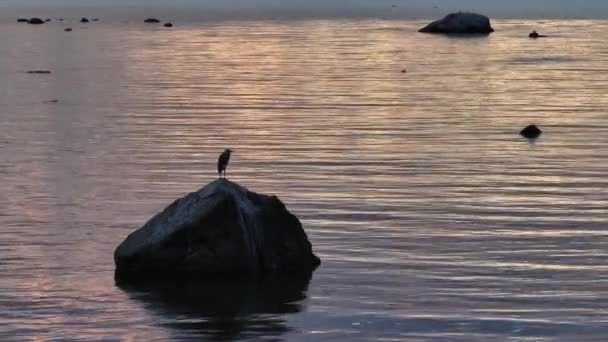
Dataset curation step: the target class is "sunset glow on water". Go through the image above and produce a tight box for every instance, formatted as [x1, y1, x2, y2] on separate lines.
[1, 18, 608, 341]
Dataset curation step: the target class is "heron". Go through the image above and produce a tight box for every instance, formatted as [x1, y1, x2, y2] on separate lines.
[217, 149, 232, 178]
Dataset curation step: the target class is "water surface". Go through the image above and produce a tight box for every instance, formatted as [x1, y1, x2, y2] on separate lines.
[1, 18, 608, 341]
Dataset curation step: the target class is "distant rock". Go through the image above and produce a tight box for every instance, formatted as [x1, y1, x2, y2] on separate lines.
[529, 31, 547, 39]
[401, 69, 407, 73]
[144, 18, 161, 23]
[520, 125, 542, 139]
[80, 17, 89, 23]
[64, 28, 72, 32]
[57, 19, 64, 21]
[27, 18, 45, 25]
[163, 22, 173, 28]
[26, 70, 51, 74]
[45, 18, 51, 22]
[114, 179, 321, 279]
[17, 18, 29, 23]
[92, 18, 99, 21]
[419, 12, 494, 34]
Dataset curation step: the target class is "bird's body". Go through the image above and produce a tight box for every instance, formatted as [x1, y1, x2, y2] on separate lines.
[217, 149, 232, 178]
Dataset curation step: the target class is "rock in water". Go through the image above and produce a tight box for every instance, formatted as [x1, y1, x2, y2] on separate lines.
[419, 13, 494, 34]
[114, 179, 321, 279]
[27, 18, 45, 25]
[17, 18, 29, 23]
[529, 31, 547, 39]
[80, 17, 89, 23]
[520, 124, 542, 139]
[144, 18, 161, 23]
[163, 22, 173, 28]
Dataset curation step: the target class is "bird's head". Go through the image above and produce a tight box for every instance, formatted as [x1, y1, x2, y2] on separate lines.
[225, 149, 233, 154]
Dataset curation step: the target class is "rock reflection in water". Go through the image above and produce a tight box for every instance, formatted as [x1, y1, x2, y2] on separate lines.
[116, 273, 313, 340]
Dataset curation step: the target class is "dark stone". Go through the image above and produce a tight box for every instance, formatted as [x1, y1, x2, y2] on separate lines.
[80, 17, 89, 23]
[57, 19, 64, 21]
[164, 22, 173, 28]
[26, 70, 51, 74]
[17, 18, 29, 23]
[45, 18, 51, 22]
[520, 125, 542, 139]
[144, 18, 161, 23]
[401, 69, 407, 73]
[529, 31, 547, 39]
[92, 18, 99, 21]
[114, 179, 320, 279]
[64, 28, 72, 32]
[419, 12, 494, 34]
[27, 18, 45, 25]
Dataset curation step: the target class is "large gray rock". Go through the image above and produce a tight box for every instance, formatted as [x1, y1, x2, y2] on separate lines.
[419, 13, 494, 34]
[114, 179, 320, 278]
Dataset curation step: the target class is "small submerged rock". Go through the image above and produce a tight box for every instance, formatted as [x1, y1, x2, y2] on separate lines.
[114, 179, 321, 279]
[529, 30, 547, 39]
[17, 18, 29, 23]
[80, 17, 89, 23]
[163, 22, 173, 28]
[419, 12, 494, 34]
[520, 124, 542, 139]
[144, 18, 161, 23]
[27, 18, 45, 25]
[64, 28, 72, 32]
[27, 70, 51, 74]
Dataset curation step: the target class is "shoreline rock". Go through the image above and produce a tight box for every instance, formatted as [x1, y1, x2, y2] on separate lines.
[419, 12, 494, 34]
[144, 18, 161, 23]
[114, 179, 321, 279]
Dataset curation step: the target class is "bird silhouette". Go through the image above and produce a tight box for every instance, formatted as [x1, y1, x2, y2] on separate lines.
[217, 149, 232, 179]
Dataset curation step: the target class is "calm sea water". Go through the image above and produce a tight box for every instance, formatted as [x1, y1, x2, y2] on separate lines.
[1, 17, 608, 341]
